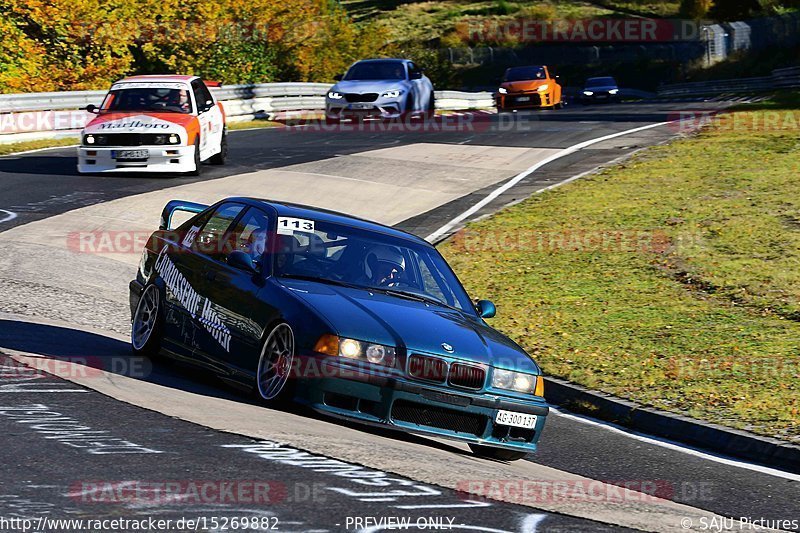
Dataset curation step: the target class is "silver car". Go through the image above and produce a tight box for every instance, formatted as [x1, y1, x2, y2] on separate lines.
[325, 59, 435, 123]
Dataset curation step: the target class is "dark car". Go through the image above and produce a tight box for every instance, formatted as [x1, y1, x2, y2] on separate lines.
[581, 76, 620, 104]
[130, 198, 549, 461]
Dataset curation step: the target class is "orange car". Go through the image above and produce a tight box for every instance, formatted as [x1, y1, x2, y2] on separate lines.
[495, 65, 563, 111]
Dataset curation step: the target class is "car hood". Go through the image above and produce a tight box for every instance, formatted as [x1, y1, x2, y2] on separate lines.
[501, 80, 550, 93]
[280, 278, 539, 373]
[83, 112, 193, 134]
[331, 80, 410, 94]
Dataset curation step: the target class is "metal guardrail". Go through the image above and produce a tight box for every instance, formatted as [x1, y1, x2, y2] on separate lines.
[657, 66, 800, 97]
[0, 83, 495, 144]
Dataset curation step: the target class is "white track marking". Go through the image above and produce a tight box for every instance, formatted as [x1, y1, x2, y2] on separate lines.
[0, 210, 17, 224]
[425, 121, 669, 242]
[552, 407, 800, 482]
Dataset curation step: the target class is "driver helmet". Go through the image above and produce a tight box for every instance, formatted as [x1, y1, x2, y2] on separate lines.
[366, 245, 405, 285]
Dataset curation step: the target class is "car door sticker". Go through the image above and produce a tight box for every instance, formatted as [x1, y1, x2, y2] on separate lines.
[277, 217, 315, 235]
[154, 249, 232, 352]
[182, 225, 200, 247]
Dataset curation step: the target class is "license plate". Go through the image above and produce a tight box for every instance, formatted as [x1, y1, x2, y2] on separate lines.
[597, 95, 607, 99]
[349, 104, 371, 110]
[495, 410, 538, 429]
[516, 96, 530, 102]
[113, 149, 148, 160]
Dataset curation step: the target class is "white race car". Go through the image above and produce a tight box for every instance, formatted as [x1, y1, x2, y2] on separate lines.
[78, 75, 226, 174]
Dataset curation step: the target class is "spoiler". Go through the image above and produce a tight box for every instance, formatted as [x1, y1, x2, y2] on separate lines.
[205, 80, 223, 88]
[159, 200, 208, 230]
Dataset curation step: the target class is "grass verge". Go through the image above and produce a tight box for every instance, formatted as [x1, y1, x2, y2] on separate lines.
[440, 94, 800, 442]
[0, 137, 78, 157]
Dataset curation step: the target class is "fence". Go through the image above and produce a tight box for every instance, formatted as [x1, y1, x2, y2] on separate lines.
[657, 66, 800, 97]
[443, 13, 800, 68]
[0, 84, 494, 145]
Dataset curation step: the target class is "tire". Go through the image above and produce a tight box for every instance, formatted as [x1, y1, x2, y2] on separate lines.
[131, 284, 163, 358]
[209, 131, 227, 165]
[468, 443, 528, 462]
[189, 138, 201, 176]
[425, 92, 435, 120]
[402, 94, 415, 122]
[255, 323, 295, 402]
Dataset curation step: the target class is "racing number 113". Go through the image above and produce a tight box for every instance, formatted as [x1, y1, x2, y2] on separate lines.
[277, 217, 315, 235]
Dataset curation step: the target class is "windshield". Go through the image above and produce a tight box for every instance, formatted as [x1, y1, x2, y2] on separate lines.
[271, 220, 476, 314]
[101, 87, 193, 114]
[344, 61, 407, 81]
[586, 77, 617, 88]
[504, 66, 546, 82]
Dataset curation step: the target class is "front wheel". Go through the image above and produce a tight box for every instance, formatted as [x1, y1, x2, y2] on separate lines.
[131, 284, 163, 357]
[255, 323, 295, 402]
[469, 443, 528, 461]
[188, 138, 201, 176]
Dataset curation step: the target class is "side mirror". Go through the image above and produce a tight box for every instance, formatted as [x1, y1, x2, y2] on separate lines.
[85, 104, 99, 113]
[476, 299, 496, 319]
[199, 100, 213, 113]
[334, 74, 343, 81]
[227, 250, 257, 273]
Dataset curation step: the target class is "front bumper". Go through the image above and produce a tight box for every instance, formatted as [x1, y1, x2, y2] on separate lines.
[78, 144, 196, 173]
[496, 92, 556, 109]
[294, 355, 548, 453]
[326, 99, 403, 120]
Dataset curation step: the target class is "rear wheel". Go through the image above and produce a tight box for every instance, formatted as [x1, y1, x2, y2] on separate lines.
[255, 323, 295, 402]
[469, 443, 528, 461]
[131, 284, 163, 357]
[209, 131, 227, 165]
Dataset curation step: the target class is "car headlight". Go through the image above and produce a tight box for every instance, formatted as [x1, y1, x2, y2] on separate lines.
[498, 87, 508, 94]
[169, 134, 180, 144]
[381, 89, 402, 98]
[314, 334, 396, 367]
[84, 134, 107, 145]
[583, 91, 594, 96]
[609, 89, 619, 95]
[492, 368, 543, 395]
[328, 91, 343, 99]
[537, 84, 549, 92]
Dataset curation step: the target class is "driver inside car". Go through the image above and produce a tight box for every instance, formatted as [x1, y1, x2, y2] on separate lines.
[365, 245, 406, 287]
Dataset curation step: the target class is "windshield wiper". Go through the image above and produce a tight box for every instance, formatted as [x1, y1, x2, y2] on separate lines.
[278, 273, 360, 289]
[376, 288, 461, 312]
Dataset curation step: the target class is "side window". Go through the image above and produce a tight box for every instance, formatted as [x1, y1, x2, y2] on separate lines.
[192, 79, 214, 112]
[226, 208, 272, 270]
[192, 203, 245, 259]
[408, 62, 422, 80]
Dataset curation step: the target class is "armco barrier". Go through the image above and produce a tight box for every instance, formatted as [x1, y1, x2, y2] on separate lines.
[657, 65, 800, 97]
[0, 83, 493, 145]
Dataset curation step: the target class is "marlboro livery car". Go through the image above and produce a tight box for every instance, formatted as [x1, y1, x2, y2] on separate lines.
[78, 75, 227, 174]
[130, 198, 549, 461]
[495, 65, 563, 111]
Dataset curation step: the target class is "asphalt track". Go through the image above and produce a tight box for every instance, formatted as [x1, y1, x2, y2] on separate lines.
[1, 102, 798, 532]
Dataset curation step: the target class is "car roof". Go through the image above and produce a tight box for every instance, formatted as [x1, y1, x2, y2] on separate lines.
[353, 58, 410, 64]
[116, 75, 197, 84]
[229, 197, 430, 246]
[586, 76, 617, 82]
